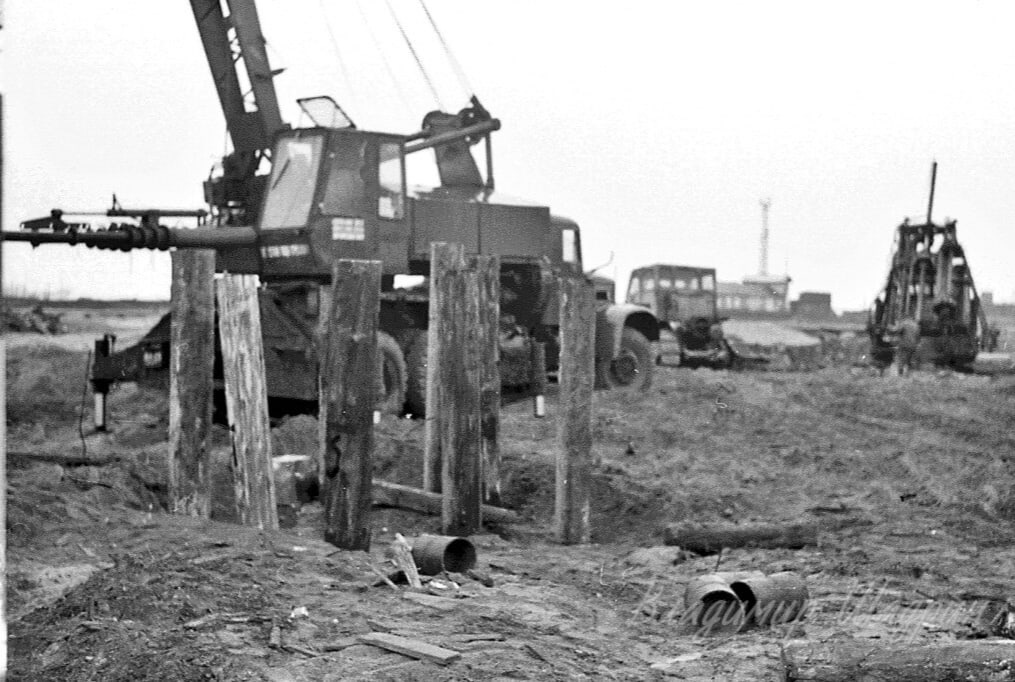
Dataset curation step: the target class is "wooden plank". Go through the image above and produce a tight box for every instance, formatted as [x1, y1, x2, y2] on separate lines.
[371, 479, 519, 524]
[216, 274, 277, 530]
[357, 632, 461, 666]
[320, 259, 380, 550]
[783, 639, 1015, 681]
[168, 249, 216, 517]
[663, 521, 819, 555]
[471, 254, 502, 507]
[555, 276, 595, 544]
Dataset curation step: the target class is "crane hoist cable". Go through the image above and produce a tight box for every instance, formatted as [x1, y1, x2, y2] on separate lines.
[383, 0, 444, 110]
[417, 0, 473, 99]
[353, 0, 414, 114]
[318, 0, 362, 120]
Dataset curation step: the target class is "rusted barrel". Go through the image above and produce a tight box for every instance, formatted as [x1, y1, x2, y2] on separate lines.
[730, 571, 808, 627]
[410, 535, 477, 575]
[684, 573, 758, 634]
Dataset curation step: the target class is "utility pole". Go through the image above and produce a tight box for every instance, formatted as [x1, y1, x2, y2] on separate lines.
[759, 198, 771, 276]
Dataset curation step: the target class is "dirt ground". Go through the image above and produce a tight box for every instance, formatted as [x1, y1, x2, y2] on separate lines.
[6, 306, 1015, 681]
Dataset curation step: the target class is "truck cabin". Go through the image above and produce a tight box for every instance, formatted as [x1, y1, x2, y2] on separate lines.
[626, 265, 717, 323]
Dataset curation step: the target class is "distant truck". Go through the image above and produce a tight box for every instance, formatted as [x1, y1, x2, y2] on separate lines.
[626, 264, 737, 368]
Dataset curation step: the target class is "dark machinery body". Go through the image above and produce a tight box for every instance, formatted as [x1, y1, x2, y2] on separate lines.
[7, 1, 659, 420]
[867, 165, 990, 370]
[867, 218, 987, 370]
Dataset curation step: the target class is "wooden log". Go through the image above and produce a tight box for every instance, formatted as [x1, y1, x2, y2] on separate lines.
[424, 243, 466, 493]
[555, 276, 595, 544]
[471, 254, 502, 506]
[216, 274, 277, 530]
[357, 632, 461, 666]
[371, 479, 519, 524]
[320, 259, 380, 550]
[663, 521, 819, 555]
[168, 249, 216, 517]
[782, 639, 1015, 681]
[6, 451, 122, 467]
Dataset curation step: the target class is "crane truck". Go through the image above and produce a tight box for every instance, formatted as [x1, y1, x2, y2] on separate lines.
[5, 0, 659, 426]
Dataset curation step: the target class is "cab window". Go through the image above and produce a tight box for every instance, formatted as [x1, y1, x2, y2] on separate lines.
[378, 141, 405, 220]
[261, 135, 324, 229]
[561, 228, 579, 267]
[321, 139, 367, 216]
[627, 278, 640, 299]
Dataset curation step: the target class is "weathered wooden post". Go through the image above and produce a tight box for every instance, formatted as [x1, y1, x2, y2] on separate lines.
[424, 242, 464, 492]
[216, 274, 278, 530]
[319, 259, 380, 550]
[168, 249, 216, 517]
[441, 265, 483, 535]
[472, 255, 502, 506]
[425, 243, 483, 533]
[555, 275, 595, 544]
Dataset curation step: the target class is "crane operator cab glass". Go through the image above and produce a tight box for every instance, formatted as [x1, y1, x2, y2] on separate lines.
[256, 127, 407, 278]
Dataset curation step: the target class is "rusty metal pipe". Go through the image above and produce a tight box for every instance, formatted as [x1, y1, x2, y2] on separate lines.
[403, 119, 501, 155]
[409, 535, 477, 575]
[730, 571, 809, 627]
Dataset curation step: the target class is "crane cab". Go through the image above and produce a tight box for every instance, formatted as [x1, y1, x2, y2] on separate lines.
[247, 126, 408, 281]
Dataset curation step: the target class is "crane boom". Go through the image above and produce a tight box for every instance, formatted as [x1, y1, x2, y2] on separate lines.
[190, 0, 284, 157]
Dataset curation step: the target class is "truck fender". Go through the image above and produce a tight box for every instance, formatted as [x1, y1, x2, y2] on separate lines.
[595, 304, 660, 361]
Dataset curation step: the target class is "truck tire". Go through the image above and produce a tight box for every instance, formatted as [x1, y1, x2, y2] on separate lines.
[404, 329, 429, 417]
[597, 327, 653, 391]
[376, 331, 407, 415]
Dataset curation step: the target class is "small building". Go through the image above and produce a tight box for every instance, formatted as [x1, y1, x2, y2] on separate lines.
[791, 291, 835, 319]
[717, 274, 791, 317]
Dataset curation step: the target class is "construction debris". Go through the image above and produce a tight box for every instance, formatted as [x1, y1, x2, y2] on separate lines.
[3, 305, 66, 334]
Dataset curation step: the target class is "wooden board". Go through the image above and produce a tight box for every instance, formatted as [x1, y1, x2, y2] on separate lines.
[358, 632, 461, 666]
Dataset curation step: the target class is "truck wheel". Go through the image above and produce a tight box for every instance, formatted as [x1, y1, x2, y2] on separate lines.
[404, 330, 429, 417]
[376, 331, 407, 415]
[597, 327, 654, 391]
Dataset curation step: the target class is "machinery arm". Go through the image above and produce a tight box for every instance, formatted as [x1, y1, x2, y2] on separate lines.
[6, 209, 256, 251]
[190, 0, 285, 162]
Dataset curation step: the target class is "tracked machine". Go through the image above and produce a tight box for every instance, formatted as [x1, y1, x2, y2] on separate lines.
[867, 163, 992, 370]
[5, 0, 659, 426]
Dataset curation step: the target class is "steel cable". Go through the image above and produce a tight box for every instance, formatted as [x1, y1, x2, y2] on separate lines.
[384, 0, 444, 110]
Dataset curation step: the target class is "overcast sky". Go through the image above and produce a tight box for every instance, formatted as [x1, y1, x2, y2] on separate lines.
[3, 1, 1014, 310]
